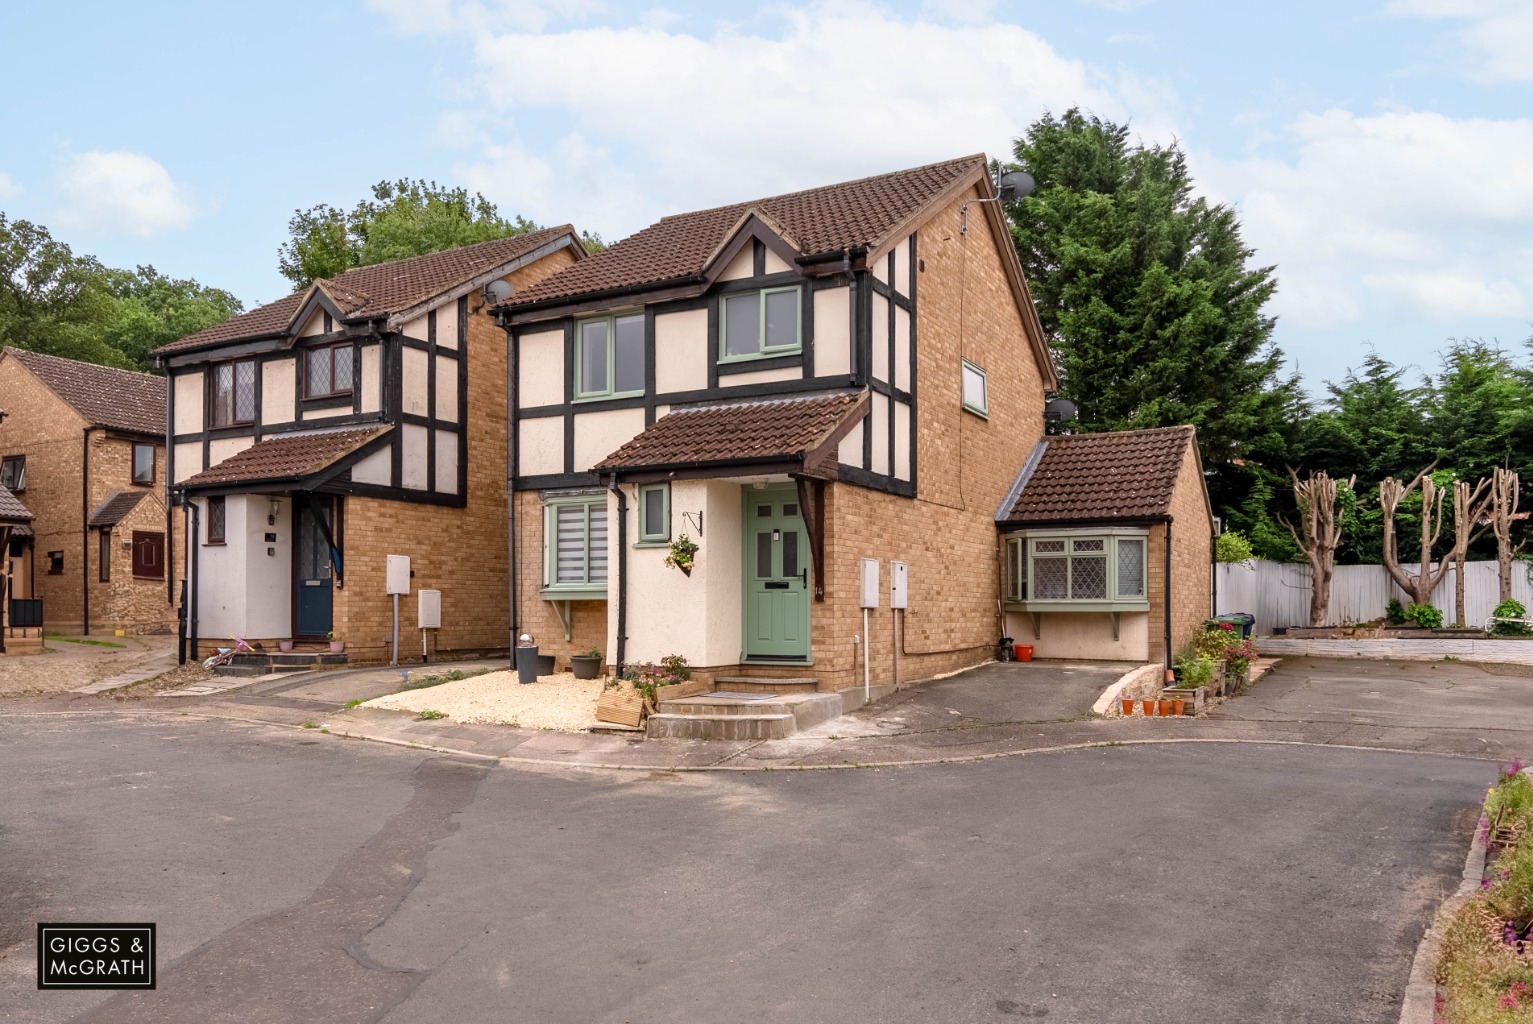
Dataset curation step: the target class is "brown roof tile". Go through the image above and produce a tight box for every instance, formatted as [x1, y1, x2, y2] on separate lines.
[1001, 426, 1196, 524]
[88, 490, 149, 528]
[180, 426, 390, 489]
[594, 391, 868, 473]
[513, 156, 985, 307]
[158, 226, 578, 354]
[0, 483, 32, 524]
[4, 348, 166, 436]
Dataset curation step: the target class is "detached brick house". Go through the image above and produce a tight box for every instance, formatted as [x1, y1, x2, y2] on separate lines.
[154, 228, 585, 661]
[497, 154, 1214, 699]
[0, 348, 179, 636]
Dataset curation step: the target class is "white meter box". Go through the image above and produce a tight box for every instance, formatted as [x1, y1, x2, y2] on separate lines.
[890, 561, 908, 609]
[417, 589, 442, 630]
[860, 558, 880, 609]
[385, 554, 411, 595]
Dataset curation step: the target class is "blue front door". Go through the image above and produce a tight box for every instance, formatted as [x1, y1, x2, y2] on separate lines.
[295, 498, 334, 638]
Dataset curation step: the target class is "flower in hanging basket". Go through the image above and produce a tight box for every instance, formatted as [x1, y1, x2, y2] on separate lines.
[665, 534, 699, 577]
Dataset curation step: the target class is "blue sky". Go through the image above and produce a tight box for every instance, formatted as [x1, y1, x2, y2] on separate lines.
[3, 0, 1530, 392]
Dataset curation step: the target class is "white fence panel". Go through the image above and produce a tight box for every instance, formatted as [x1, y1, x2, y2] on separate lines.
[1216, 559, 1532, 633]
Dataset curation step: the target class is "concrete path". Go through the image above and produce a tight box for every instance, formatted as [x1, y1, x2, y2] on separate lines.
[72, 648, 179, 694]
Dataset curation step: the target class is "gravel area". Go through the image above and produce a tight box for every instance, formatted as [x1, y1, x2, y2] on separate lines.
[0, 635, 175, 697]
[361, 670, 604, 731]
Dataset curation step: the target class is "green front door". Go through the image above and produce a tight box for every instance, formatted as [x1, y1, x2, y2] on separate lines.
[743, 486, 811, 661]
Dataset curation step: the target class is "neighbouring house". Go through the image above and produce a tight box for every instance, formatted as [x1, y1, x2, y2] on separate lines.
[155, 228, 586, 662]
[997, 425, 1214, 666]
[498, 154, 1088, 694]
[0, 348, 180, 636]
[0, 481, 38, 653]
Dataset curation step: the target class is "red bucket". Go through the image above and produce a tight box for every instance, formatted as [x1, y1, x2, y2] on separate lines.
[1013, 644, 1034, 663]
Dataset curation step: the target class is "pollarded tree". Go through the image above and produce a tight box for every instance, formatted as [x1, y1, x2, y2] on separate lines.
[1448, 477, 1492, 626]
[1379, 463, 1450, 608]
[1489, 467, 1524, 603]
[1278, 469, 1354, 626]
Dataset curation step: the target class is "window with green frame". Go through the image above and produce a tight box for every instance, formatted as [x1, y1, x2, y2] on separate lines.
[638, 483, 670, 544]
[720, 286, 800, 361]
[1005, 530, 1149, 609]
[575, 313, 644, 400]
[542, 494, 609, 596]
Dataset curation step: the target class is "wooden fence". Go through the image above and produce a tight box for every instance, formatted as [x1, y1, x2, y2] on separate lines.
[1214, 559, 1533, 634]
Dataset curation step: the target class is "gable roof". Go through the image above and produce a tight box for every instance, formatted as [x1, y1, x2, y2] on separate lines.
[0, 483, 32, 524]
[178, 426, 391, 490]
[88, 490, 149, 529]
[594, 391, 869, 477]
[2, 348, 166, 436]
[156, 226, 582, 355]
[511, 156, 987, 308]
[999, 426, 1197, 525]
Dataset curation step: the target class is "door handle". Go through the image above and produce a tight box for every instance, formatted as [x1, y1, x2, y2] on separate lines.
[799, 569, 808, 589]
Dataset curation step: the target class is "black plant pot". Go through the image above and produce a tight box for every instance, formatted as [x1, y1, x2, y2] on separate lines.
[571, 656, 602, 680]
[515, 646, 540, 684]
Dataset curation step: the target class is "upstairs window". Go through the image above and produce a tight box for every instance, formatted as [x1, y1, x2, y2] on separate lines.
[211, 360, 255, 426]
[132, 444, 155, 485]
[0, 455, 24, 492]
[305, 344, 354, 399]
[543, 494, 609, 594]
[576, 314, 644, 400]
[961, 360, 988, 417]
[721, 287, 800, 361]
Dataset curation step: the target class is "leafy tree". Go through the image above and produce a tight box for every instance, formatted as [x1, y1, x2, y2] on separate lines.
[277, 179, 590, 288]
[1003, 109, 1300, 522]
[97, 265, 243, 369]
[1427, 339, 1531, 484]
[1298, 351, 1431, 488]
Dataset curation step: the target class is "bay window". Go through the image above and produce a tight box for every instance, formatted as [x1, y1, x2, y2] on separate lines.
[1005, 529, 1149, 610]
[542, 494, 609, 597]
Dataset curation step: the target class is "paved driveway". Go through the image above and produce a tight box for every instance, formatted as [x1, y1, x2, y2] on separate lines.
[0, 711, 1488, 1024]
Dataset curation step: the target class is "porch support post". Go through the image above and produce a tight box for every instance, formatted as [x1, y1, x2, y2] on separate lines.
[794, 476, 826, 602]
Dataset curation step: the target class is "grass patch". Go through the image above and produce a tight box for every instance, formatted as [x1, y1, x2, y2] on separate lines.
[1437, 761, 1533, 1022]
[417, 709, 447, 721]
[45, 634, 126, 649]
[402, 667, 492, 691]
[343, 699, 364, 709]
[301, 720, 319, 729]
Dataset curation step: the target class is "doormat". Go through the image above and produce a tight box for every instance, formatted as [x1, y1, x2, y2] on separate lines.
[709, 691, 778, 700]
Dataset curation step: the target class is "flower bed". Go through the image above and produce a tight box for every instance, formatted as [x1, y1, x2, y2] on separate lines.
[1436, 760, 1533, 1022]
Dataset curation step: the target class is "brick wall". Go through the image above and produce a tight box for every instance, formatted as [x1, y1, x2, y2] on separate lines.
[83, 433, 180, 634]
[1146, 441, 1214, 666]
[334, 247, 578, 664]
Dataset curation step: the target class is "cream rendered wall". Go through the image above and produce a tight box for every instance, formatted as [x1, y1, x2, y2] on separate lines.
[1003, 609, 1150, 662]
[518, 417, 564, 476]
[655, 309, 708, 393]
[869, 392, 890, 475]
[573, 407, 645, 471]
[872, 252, 889, 284]
[195, 494, 246, 639]
[437, 303, 460, 349]
[197, 495, 292, 641]
[838, 420, 863, 465]
[721, 366, 800, 388]
[360, 345, 382, 413]
[871, 292, 890, 381]
[893, 306, 911, 392]
[894, 401, 911, 481]
[402, 347, 429, 416]
[812, 287, 851, 378]
[519, 329, 564, 406]
[435, 354, 459, 421]
[263, 358, 295, 424]
[763, 249, 791, 275]
[401, 314, 429, 341]
[617, 479, 743, 667]
[401, 424, 428, 489]
[434, 431, 458, 493]
[173, 372, 203, 434]
[208, 436, 254, 467]
[173, 442, 203, 484]
[298, 309, 328, 337]
[893, 234, 912, 294]
[351, 446, 391, 486]
[717, 247, 754, 281]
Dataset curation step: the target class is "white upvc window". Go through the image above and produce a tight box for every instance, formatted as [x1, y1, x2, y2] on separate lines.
[1004, 529, 1149, 611]
[961, 359, 988, 417]
[720, 286, 801, 361]
[542, 494, 609, 597]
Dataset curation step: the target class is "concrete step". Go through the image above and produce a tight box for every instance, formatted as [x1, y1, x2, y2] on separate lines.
[212, 664, 266, 678]
[660, 692, 843, 731]
[646, 712, 796, 741]
[712, 675, 819, 694]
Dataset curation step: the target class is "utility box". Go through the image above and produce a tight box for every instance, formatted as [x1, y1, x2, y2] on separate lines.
[418, 589, 442, 630]
[890, 561, 908, 609]
[385, 554, 411, 596]
[860, 558, 880, 609]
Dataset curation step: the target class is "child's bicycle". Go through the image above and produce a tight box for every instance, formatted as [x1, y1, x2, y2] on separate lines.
[202, 637, 254, 671]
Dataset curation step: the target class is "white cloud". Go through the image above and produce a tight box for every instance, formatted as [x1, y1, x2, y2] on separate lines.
[0, 172, 21, 201]
[1387, 0, 1533, 83]
[1202, 109, 1533, 329]
[418, 2, 1170, 240]
[368, 0, 605, 35]
[53, 150, 197, 238]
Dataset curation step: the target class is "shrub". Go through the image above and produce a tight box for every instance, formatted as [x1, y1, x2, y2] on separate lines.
[1407, 602, 1445, 629]
[1492, 600, 1533, 638]
[1386, 598, 1408, 626]
[1193, 621, 1241, 659]
[1216, 530, 1255, 564]
[1177, 654, 1216, 688]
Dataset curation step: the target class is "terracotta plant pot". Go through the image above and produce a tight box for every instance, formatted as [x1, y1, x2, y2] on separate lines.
[1141, 698, 1157, 717]
[1120, 697, 1135, 717]
[1157, 699, 1173, 716]
[1172, 698, 1185, 716]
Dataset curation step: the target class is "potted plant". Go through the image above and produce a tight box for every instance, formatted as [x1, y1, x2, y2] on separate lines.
[278, 639, 295, 653]
[570, 646, 603, 680]
[1120, 697, 1135, 717]
[1141, 698, 1158, 717]
[326, 630, 345, 654]
[665, 534, 700, 577]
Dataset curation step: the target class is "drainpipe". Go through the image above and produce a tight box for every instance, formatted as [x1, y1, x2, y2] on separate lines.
[1163, 516, 1174, 681]
[81, 426, 91, 636]
[505, 320, 518, 659]
[607, 476, 628, 673]
[186, 497, 200, 662]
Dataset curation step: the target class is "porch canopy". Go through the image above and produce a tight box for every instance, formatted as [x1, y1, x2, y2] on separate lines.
[592, 390, 869, 484]
[177, 425, 392, 496]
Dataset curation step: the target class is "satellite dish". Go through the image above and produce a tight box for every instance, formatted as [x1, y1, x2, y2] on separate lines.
[1043, 397, 1078, 423]
[483, 279, 514, 305]
[997, 170, 1036, 203]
